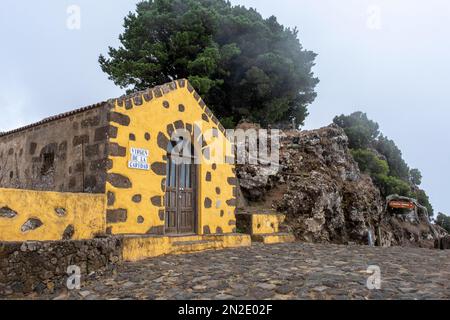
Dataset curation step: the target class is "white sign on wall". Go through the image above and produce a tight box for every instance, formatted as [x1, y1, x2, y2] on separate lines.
[128, 148, 150, 171]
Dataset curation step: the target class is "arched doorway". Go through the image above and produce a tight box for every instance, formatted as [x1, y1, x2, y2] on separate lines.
[164, 136, 197, 235]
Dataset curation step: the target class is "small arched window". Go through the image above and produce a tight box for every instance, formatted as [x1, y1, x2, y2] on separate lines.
[41, 152, 55, 175]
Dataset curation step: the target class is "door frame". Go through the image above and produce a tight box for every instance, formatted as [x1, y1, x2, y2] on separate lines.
[164, 153, 199, 236]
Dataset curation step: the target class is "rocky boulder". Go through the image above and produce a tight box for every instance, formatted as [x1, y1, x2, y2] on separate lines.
[236, 123, 445, 247]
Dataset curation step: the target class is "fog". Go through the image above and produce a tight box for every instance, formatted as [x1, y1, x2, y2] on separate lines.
[0, 0, 448, 215]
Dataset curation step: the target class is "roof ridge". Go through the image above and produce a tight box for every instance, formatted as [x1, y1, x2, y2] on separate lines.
[0, 78, 223, 139]
[107, 79, 186, 108]
[0, 101, 108, 138]
[0, 79, 186, 139]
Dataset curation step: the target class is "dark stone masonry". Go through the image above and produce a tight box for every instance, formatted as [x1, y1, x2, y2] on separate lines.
[0, 103, 111, 193]
[0, 238, 123, 296]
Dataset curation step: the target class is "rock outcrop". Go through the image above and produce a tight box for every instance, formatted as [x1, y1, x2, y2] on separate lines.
[236, 123, 446, 247]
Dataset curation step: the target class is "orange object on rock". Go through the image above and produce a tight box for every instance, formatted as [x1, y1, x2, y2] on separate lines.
[389, 201, 415, 210]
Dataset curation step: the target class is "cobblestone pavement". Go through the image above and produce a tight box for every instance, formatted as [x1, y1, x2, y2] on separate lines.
[35, 243, 450, 300]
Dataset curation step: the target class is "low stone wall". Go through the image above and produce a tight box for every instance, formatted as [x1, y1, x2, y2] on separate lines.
[0, 237, 123, 296]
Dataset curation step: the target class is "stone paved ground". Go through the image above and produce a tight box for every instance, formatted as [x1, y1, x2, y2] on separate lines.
[29, 243, 450, 300]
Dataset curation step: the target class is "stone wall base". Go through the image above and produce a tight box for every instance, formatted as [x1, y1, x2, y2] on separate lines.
[0, 237, 122, 296]
[0, 233, 251, 297]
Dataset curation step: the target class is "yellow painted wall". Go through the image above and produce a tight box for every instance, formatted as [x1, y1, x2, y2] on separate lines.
[0, 188, 105, 241]
[252, 233, 295, 244]
[106, 79, 237, 236]
[252, 214, 285, 235]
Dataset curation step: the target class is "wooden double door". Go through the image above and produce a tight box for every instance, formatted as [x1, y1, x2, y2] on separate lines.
[165, 155, 197, 235]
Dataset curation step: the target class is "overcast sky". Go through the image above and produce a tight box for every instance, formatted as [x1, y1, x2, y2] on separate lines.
[0, 0, 449, 216]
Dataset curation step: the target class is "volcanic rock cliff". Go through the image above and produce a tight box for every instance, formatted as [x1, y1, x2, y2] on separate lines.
[236, 123, 445, 248]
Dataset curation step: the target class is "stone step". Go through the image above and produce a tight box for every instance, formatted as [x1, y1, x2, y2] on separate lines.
[172, 240, 216, 246]
[251, 233, 296, 244]
[168, 234, 204, 243]
[171, 240, 219, 254]
[122, 233, 251, 262]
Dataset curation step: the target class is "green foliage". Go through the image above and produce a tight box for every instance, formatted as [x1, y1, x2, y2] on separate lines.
[351, 149, 388, 176]
[415, 189, 434, 217]
[350, 149, 413, 199]
[436, 213, 450, 233]
[219, 116, 235, 130]
[333, 112, 380, 149]
[374, 135, 410, 180]
[333, 112, 411, 181]
[99, 0, 319, 128]
[410, 168, 422, 186]
[373, 174, 412, 198]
